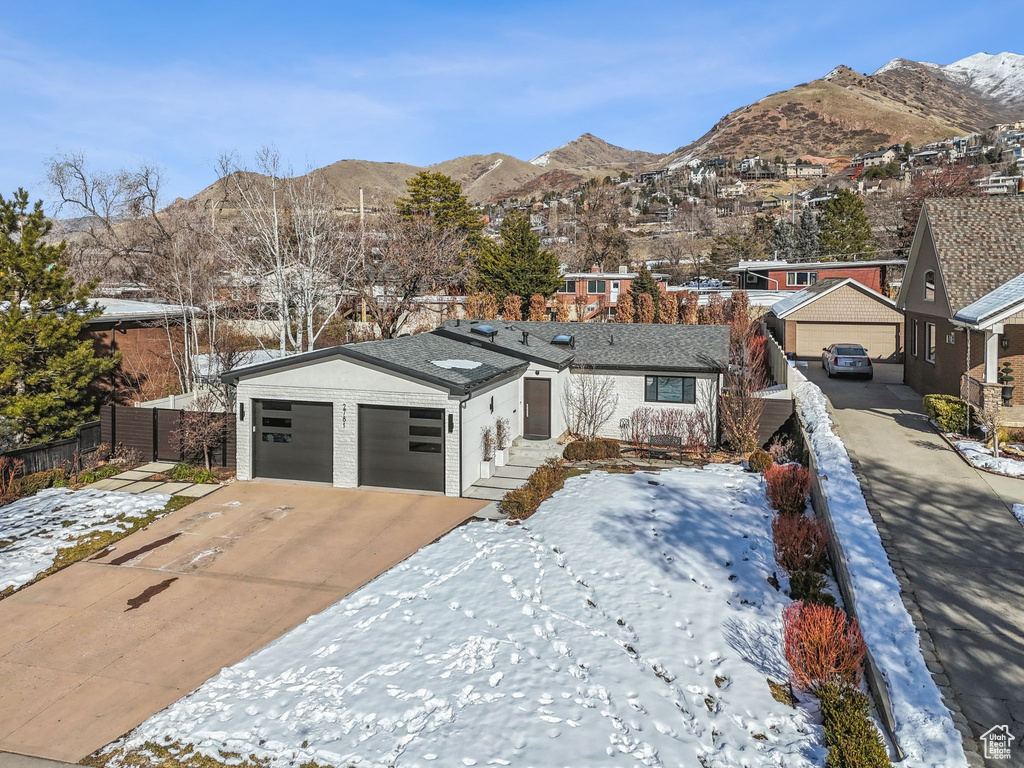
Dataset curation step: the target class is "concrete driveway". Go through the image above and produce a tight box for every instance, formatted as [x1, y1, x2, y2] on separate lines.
[805, 362, 1024, 767]
[0, 482, 484, 762]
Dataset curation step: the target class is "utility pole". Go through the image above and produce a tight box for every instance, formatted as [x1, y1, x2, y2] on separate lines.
[359, 187, 366, 324]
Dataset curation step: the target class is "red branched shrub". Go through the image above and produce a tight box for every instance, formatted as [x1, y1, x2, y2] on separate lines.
[765, 464, 812, 515]
[773, 514, 829, 573]
[783, 601, 866, 693]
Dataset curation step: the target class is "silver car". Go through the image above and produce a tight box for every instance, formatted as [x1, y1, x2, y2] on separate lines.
[822, 343, 873, 379]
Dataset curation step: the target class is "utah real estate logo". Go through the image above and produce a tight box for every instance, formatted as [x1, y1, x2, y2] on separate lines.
[981, 725, 1015, 760]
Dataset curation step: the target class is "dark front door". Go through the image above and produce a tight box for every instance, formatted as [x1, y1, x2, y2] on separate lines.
[523, 378, 551, 439]
[358, 405, 445, 492]
[253, 400, 333, 483]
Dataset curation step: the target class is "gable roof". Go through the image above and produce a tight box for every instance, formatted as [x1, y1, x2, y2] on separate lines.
[920, 197, 1024, 313]
[769, 278, 897, 319]
[435, 320, 730, 372]
[221, 332, 527, 395]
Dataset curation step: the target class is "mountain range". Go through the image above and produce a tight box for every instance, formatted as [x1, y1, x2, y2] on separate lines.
[189, 52, 1024, 208]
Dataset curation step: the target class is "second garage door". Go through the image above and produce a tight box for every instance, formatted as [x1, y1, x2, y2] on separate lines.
[795, 322, 900, 361]
[358, 405, 445, 492]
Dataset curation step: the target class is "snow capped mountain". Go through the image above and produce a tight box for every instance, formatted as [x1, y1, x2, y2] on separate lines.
[873, 51, 1024, 106]
[940, 52, 1024, 105]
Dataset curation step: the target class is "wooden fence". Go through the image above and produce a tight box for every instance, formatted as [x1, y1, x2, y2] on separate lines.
[100, 405, 236, 468]
[2, 421, 102, 477]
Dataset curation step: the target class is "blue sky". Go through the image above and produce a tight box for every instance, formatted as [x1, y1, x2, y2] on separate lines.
[1, 0, 1021, 205]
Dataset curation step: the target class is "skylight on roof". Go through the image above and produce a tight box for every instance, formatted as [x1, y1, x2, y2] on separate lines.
[551, 333, 574, 346]
[470, 324, 496, 337]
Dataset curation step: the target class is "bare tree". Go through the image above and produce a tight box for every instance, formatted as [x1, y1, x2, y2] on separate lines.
[358, 207, 468, 338]
[174, 392, 229, 471]
[216, 149, 358, 352]
[562, 367, 619, 440]
[572, 182, 631, 271]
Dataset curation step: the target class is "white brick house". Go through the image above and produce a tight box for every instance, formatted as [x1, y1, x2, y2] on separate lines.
[222, 321, 729, 497]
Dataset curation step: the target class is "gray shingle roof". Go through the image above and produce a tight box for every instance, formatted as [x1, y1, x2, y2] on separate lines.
[952, 269, 1024, 326]
[925, 197, 1024, 313]
[769, 278, 849, 317]
[436, 320, 729, 372]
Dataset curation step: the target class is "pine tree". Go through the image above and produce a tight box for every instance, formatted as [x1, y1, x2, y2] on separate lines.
[772, 220, 798, 259]
[818, 189, 874, 260]
[397, 171, 484, 258]
[628, 264, 661, 318]
[795, 208, 821, 261]
[0, 189, 117, 444]
[476, 211, 561, 307]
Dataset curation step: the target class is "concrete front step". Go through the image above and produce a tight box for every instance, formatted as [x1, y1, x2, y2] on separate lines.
[472, 502, 506, 520]
[474, 475, 525, 490]
[494, 465, 535, 479]
[463, 485, 506, 501]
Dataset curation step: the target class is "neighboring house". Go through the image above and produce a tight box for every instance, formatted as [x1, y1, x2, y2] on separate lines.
[719, 180, 748, 199]
[897, 197, 1024, 420]
[728, 259, 905, 293]
[556, 266, 670, 320]
[765, 278, 904, 361]
[850, 148, 898, 168]
[85, 298, 193, 403]
[786, 163, 826, 179]
[220, 321, 730, 497]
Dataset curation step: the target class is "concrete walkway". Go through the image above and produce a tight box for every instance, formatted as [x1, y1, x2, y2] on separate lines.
[806, 362, 1024, 767]
[0, 482, 484, 762]
[85, 461, 221, 498]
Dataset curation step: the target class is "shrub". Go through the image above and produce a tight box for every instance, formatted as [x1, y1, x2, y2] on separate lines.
[0, 456, 24, 504]
[481, 427, 494, 462]
[788, 571, 837, 607]
[495, 417, 510, 452]
[818, 682, 892, 768]
[171, 463, 196, 481]
[773, 514, 829, 573]
[922, 394, 968, 434]
[768, 435, 798, 464]
[10, 468, 68, 499]
[747, 448, 773, 474]
[191, 468, 218, 484]
[783, 601, 865, 694]
[765, 464, 812, 514]
[563, 439, 621, 461]
[499, 458, 569, 520]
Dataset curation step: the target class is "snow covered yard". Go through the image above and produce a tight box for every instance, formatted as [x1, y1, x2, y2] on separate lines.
[99, 465, 825, 768]
[952, 438, 1024, 477]
[0, 488, 170, 594]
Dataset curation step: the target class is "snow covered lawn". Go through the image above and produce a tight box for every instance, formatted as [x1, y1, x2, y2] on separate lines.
[99, 465, 824, 768]
[0, 488, 170, 594]
[952, 438, 1024, 477]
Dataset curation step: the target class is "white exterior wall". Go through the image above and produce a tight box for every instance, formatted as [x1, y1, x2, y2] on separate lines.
[459, 376, 522, 493]
[574, 369, 720, 442]
[233, 357, 462, 496]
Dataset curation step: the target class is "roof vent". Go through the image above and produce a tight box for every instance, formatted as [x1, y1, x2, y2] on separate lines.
[551, 333, 575, 348]
[609, 333, 614, 345]
[471, 324, 497, 340]
[618, 265, 629, 274]
[521, 330, 529, 345]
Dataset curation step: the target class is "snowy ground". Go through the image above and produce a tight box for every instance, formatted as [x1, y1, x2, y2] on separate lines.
[953, 439, 1024, 477]
[792, 370, 966, 768]
[101, 465, 824, 768]
[0, 488, 169, 593]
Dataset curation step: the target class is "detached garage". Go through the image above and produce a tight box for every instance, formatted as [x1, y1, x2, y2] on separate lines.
[766, 278, 904, 362]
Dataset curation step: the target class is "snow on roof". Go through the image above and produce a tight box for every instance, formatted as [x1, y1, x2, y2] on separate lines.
[952, 269, 1024, 326]
[729, 258, 905, 273]
[90, 298, 194, 322]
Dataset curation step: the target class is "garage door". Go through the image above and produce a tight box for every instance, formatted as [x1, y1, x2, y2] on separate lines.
[253, 400, 333, 483]
[358, 406, 445, 492]
[795, 322, 899, 361]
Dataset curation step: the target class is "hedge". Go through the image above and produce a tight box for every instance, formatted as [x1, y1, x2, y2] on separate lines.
[563, 439, 621, 461]
[498, 459, 570, 520]
[818, 682, 892, 768]
[922, 394, 967, 434]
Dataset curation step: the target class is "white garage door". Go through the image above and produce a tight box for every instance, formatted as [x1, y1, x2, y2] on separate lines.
[796, 323, 899, 360]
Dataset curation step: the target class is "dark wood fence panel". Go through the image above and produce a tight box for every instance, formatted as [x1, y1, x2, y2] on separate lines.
[2, 420, 102, 477]
[100, 405, 235, 469]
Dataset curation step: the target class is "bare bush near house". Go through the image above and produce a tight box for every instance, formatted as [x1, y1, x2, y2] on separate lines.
[572, 294, 589, 322]
[495, 417, 509, 451]
[681, 292, 699, 324]
[685, 399, 715, 460]
[563, 368, 618, 441]
[528, 294, 548, 321]
[357, 207, 469, 338]
[502, 294, 522, 321]
[623, 402, 714, 459]
[659, 294, 679, 324]
[0, 456, 24, 504]
[555, 297, 571, 322]
[173, 393, 230, 471]
[615, 293, 634, 323]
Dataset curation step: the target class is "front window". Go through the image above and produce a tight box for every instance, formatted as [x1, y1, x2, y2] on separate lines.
[786, 271, 818, 287]
[924, 270, 935, 302]
[587, 280, 607, 294]
[925, 322, 936, 363]
[559, 280, 576, 294]
[645, 376, 696, 404]
[910, 318, 918, 357]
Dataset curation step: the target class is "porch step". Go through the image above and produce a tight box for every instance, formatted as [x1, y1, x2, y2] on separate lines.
[472, 502, 504, 521]
[474, 476, 525, 490]
[464, 485, 506, 502]
[494, 465, 535, 479]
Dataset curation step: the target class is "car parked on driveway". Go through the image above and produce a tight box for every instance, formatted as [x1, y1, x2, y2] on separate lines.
[822, 343, 873, 379]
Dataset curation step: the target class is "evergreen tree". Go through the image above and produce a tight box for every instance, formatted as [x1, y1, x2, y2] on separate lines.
[397, 171, 484, 257]
[772, 220, 798, 259]
[795, 208, 821, 261]
[818, 189, 874, 260]
[0, 189, 117, 444]
[476, 210, 561, 309]
[628, 264, 661, 318]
